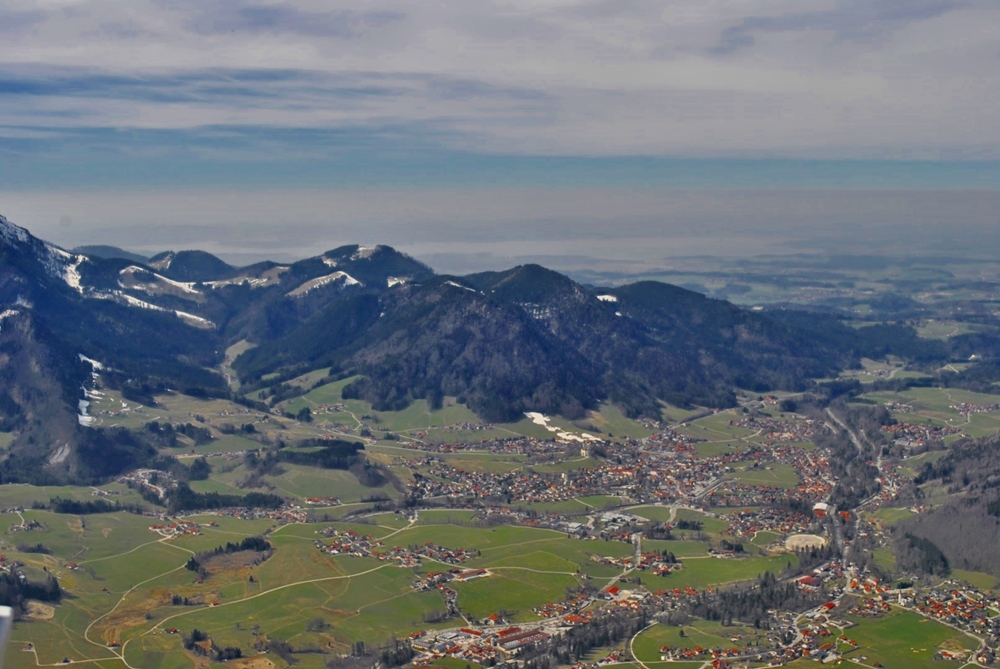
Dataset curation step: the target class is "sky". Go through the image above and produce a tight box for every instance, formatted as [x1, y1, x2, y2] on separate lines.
[1, 0, 999, 271]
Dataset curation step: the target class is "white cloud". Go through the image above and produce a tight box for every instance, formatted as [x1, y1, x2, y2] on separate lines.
[0, 0, 998, 157]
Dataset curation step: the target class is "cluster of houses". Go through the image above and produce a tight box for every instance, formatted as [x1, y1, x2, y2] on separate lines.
[849, 596, 892, 617]
[8, 517, 41, 533]
[659, 643, 743, 663]
[727, 415, 817, 443]
[601, 586, 653, 611]
[407, 459, 615, 503]
[0, 554, 23, 577]
[642, 427, 702, 453]
[591, 552, 682, 576]
[405, 436, 570, 456]
[950, 402, 1000, 415]
[412, 567, 490, 591]
[881, 421, 962, 448]
[441, 421, 496, 433]
[316, 528, 477, 568]
[533, 594, 592, 621]
[209, 505, 306, 523]
[708, 445, 833, 512]
[410, 624, 552, 664]
[398, 414, 848, 556]
[722, 508, 812, 540]
[790, 561, 847, 596]
[148, 519, 201, 538]
[304, 496, 340, 505]
[914, 586, 1000, 642]
[118, 468, 174, 500]
[853, 461, 907, 514]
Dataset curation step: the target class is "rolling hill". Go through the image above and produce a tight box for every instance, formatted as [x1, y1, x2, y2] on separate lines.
[0, 212, 960, 482]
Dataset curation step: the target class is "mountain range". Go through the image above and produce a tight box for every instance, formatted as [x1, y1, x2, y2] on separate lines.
[0, 213, 952, 483]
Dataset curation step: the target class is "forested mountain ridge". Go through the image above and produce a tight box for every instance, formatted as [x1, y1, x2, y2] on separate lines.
[900, 432, 1000, 575]
[0, 213, 985, 482]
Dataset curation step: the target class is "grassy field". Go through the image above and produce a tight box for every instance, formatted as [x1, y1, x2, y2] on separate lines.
[681, 412, 756, 441]
[269, 464, 399, 502]
[723, 462, 799, 488]
[917, 320, 989, 340]
[749, 530, 781, 548]
[692, 441, 746, 457]
[585, 403, 655, 439]
[632, 621, 765, 664]
[659, 402, 707, 425]
[642, 539, 712, 558]
[0, 482, 147, 509]
[841, 610, 980, 669]
[869, 507, 916, 527]
[278, 382, 658, 446]
[630, 505, 674, 522]
[0, 501, 982, 669]
[642, 554, 795, 589]
[873, 547, 898, 573]
[864, 386, 1000, 437]
[513, 499, 595, 515]
[452, 569, 579, 622]
[413, 509, 479, 526]
[952, 569, 999, 592]
[528, 458, 601, 474]
[674, 509, 729, 535]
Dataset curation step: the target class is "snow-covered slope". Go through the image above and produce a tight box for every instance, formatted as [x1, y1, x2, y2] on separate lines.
[119, 266, 200, 297]
[286, 271, 361, 297]
[0, 214, 87, 294]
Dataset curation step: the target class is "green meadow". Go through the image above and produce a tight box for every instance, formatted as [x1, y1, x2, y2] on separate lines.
[632, 621, 765, 664]
[840, 610, 980, 669]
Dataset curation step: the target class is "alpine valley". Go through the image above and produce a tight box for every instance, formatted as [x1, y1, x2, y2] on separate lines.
[2, 212, 1000, 669]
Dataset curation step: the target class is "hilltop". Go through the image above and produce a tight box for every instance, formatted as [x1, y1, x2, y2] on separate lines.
[0, 213, 976, 482]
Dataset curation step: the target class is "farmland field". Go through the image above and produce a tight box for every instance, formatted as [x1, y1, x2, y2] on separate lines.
[723, 462, 798, 488]
[0, 510, 813, 669]
[864, 387, 1000, 437]
[638, 554, 795, 589]
[840, 610, 980, 669]
[632, 620, 765, 664]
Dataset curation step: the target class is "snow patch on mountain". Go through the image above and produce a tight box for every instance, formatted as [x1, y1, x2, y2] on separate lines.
[46, 247, 86, 294]
[387, 277, 407, 288]
[101, 291, 214, 328]
[120, 266, 200, 294]
[78, 354, 104, 372]
[174, 311, 215, 328]
[118, 292, 167, 312]
[1, 215, 87, 293]
[52, 249, 86, 293]
[0, 214, 30, 245]
[286, 271, 361, 297]
[207, 266, 287, 289]
[208, 276, 270, 288]
[597, 294, 618, 302]
[149, 252, 174, 271]
[0, 309, 18, 331]
[444, 280, 477, 293]
[351, 245, 378, 261]
[78, 398, 94, 426]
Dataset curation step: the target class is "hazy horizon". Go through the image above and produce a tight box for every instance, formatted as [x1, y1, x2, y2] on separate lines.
[3, 184, 997, 276]
[3, 1, 999, 273]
